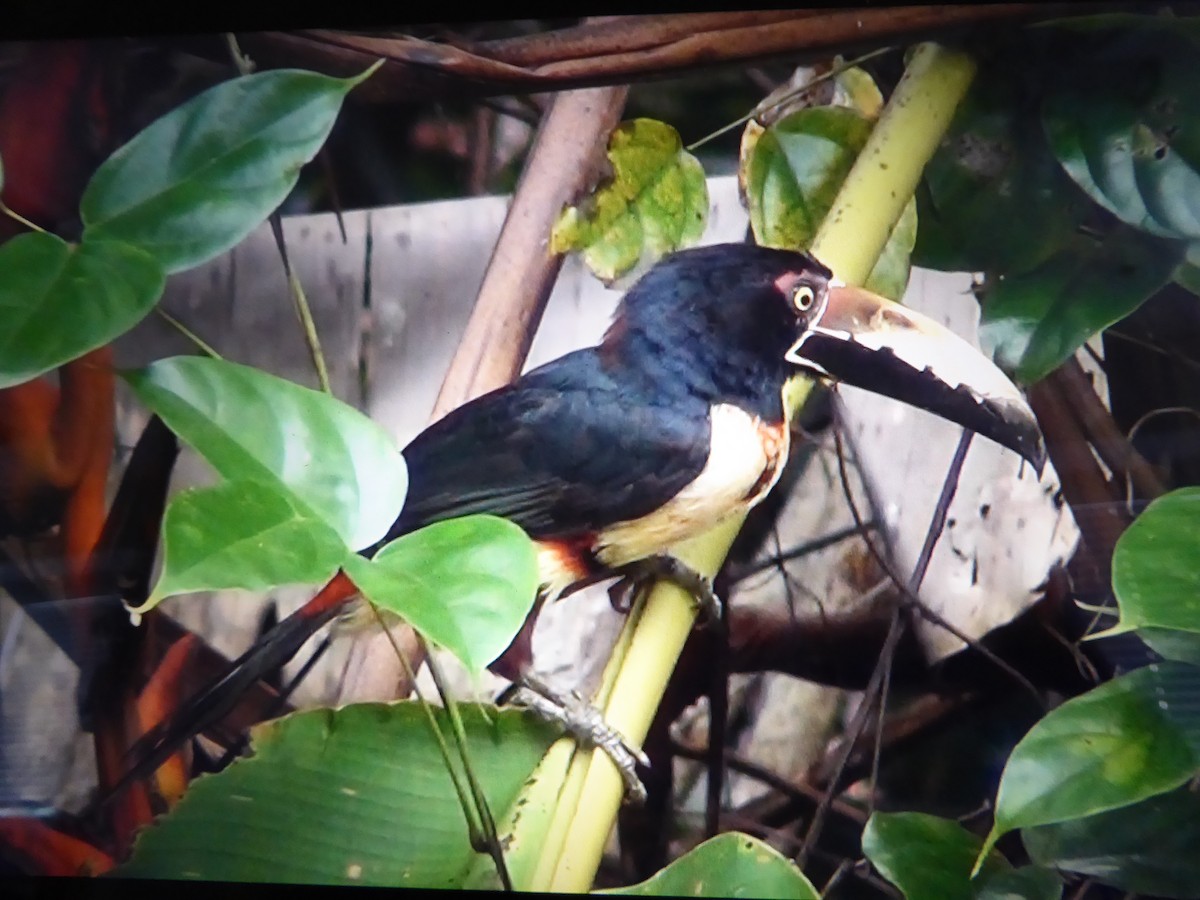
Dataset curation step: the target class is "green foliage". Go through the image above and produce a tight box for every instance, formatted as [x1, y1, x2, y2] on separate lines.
[0, 66, 373, 386]
[82, 66, 377, 273]
[599, 833, 819, 899]
[1023, 784, 1200, 898]
[915, 15, 1200, 384]
[125, 356, 538, 674]
[125, 356, 407, 557]
[915, 79, 1090, 277]
[0, 234, 164, 388]
[742, 101, 916, 301]
[863, 813, 1060, 900]
[975, 485, 1200, 889]
[119, 704, 559, 885]
[154, 479, 347, 598]
[1109, 487, 1200, 640]
[977, 224, 1182, 382]
[550, 118, 708, 283]
[986, 662, 1200, 850]
[12, 15, 1200, 895]
[1041, 20, 1200, 241]
[345, 515, 539, 675]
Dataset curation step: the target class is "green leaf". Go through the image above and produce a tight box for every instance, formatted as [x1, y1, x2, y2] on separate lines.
[978, 225, 1181, 383]
[1109, 487, 1200, 637]
[1023, 783, 1200, 898]
[915, 78, 1091, 276]
[344, 515, 537, 675]
[1042, 22, 1200, 241]
[149, 479, 346, 605]
[599, 832, 819, 899]
[1172, 258, 1200, 297]
[120, 703, 558, 885]
[124, 356, 406, 551]
[975, 867, 1064, 900]
[0, 233, 164, 388]
[986, 661, 1200, 856]
[1139, 629, 1200, 666]
[863, 813, 1060, 900]
[742, 105, 915, 300]
[82, 67, 375, 273]
[550, 118, 708, 283]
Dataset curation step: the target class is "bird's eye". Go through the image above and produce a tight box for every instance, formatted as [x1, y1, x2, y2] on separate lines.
[792, 284, 816, 312]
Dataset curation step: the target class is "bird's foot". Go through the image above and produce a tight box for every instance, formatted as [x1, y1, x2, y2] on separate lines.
[618, 554, 723, 626]
[502, 671, 649, 805]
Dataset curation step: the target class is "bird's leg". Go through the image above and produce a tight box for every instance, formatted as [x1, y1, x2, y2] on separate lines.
[616, 553, 723, 625]
[498, 671, 649, 805]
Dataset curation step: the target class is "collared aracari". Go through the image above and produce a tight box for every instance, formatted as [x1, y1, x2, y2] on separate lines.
[118, 242, 1044, 797]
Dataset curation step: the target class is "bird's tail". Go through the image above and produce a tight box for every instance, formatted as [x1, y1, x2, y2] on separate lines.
[106, 572, 359, 802]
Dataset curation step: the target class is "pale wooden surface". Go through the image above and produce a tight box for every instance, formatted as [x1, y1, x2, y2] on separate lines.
[0, 176, 1079, 815]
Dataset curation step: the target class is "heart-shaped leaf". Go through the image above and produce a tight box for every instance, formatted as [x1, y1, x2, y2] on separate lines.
[550, 118, 708, 284]
[742, 105, 915, 300]
[124, 356, 406, 552]
[82, 66, 376, 273]
[1108, 487, 1200, 638]
[0, 233, 164, 388]
[983, 661, 1200, 860]
[345, 515, 537, 674]
[120, 703, 558, 886]
[146, 479, 347, 608]
[599, 832, 819, 899]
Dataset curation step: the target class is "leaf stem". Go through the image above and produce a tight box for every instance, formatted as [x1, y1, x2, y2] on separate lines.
[154, 309, 223, 359]
[0, 201, 47, 234]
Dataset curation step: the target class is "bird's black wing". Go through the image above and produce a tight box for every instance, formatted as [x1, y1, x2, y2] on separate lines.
[390, 350, 711, 541]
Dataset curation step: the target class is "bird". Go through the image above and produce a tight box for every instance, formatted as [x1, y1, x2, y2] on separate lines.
[117, 241, 1045, 799]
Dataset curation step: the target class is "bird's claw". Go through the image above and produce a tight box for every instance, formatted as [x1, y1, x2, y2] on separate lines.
[508, 672, 649, 805]
[621, 554, 723, 627]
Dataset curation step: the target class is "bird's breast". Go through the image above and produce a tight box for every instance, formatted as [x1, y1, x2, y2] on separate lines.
[593, 403, 789, 569]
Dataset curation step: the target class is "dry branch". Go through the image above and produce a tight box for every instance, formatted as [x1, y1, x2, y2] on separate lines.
[235, 7, 1069, 103]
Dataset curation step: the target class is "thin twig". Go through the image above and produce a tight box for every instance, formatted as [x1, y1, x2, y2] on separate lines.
[155, 309, 222, 359]
[268, 216, 332, 395]
[686, 46, 895, 150]
[829, 405, 1044, 706]
[797, 606, 903, 867]
[0, 200, 47, 234]
[730, 520, 879, 582]
[366, 604, 511, 891]
[799, 428, 973, 865]
[671, 738, 867, 826]
[820, 858, 854, 898]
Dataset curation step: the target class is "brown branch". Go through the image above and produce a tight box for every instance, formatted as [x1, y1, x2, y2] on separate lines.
[333, 83, 630, 704]
[1054, 356, 1166, 501]
[234, 6, 1072, 103]
[1028, 371, 1131, 591]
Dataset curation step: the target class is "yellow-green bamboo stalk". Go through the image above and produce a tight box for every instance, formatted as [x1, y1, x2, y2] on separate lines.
[532, 42, 977, 892]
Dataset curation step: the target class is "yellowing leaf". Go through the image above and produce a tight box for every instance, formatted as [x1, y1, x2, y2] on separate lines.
[551, 119, 708, 283]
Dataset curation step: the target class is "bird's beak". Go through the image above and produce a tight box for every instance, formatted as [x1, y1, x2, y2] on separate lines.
[786, 283, 1046, 474]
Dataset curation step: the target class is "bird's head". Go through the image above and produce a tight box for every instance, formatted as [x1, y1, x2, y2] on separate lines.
[605, 243, 1045, 472]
